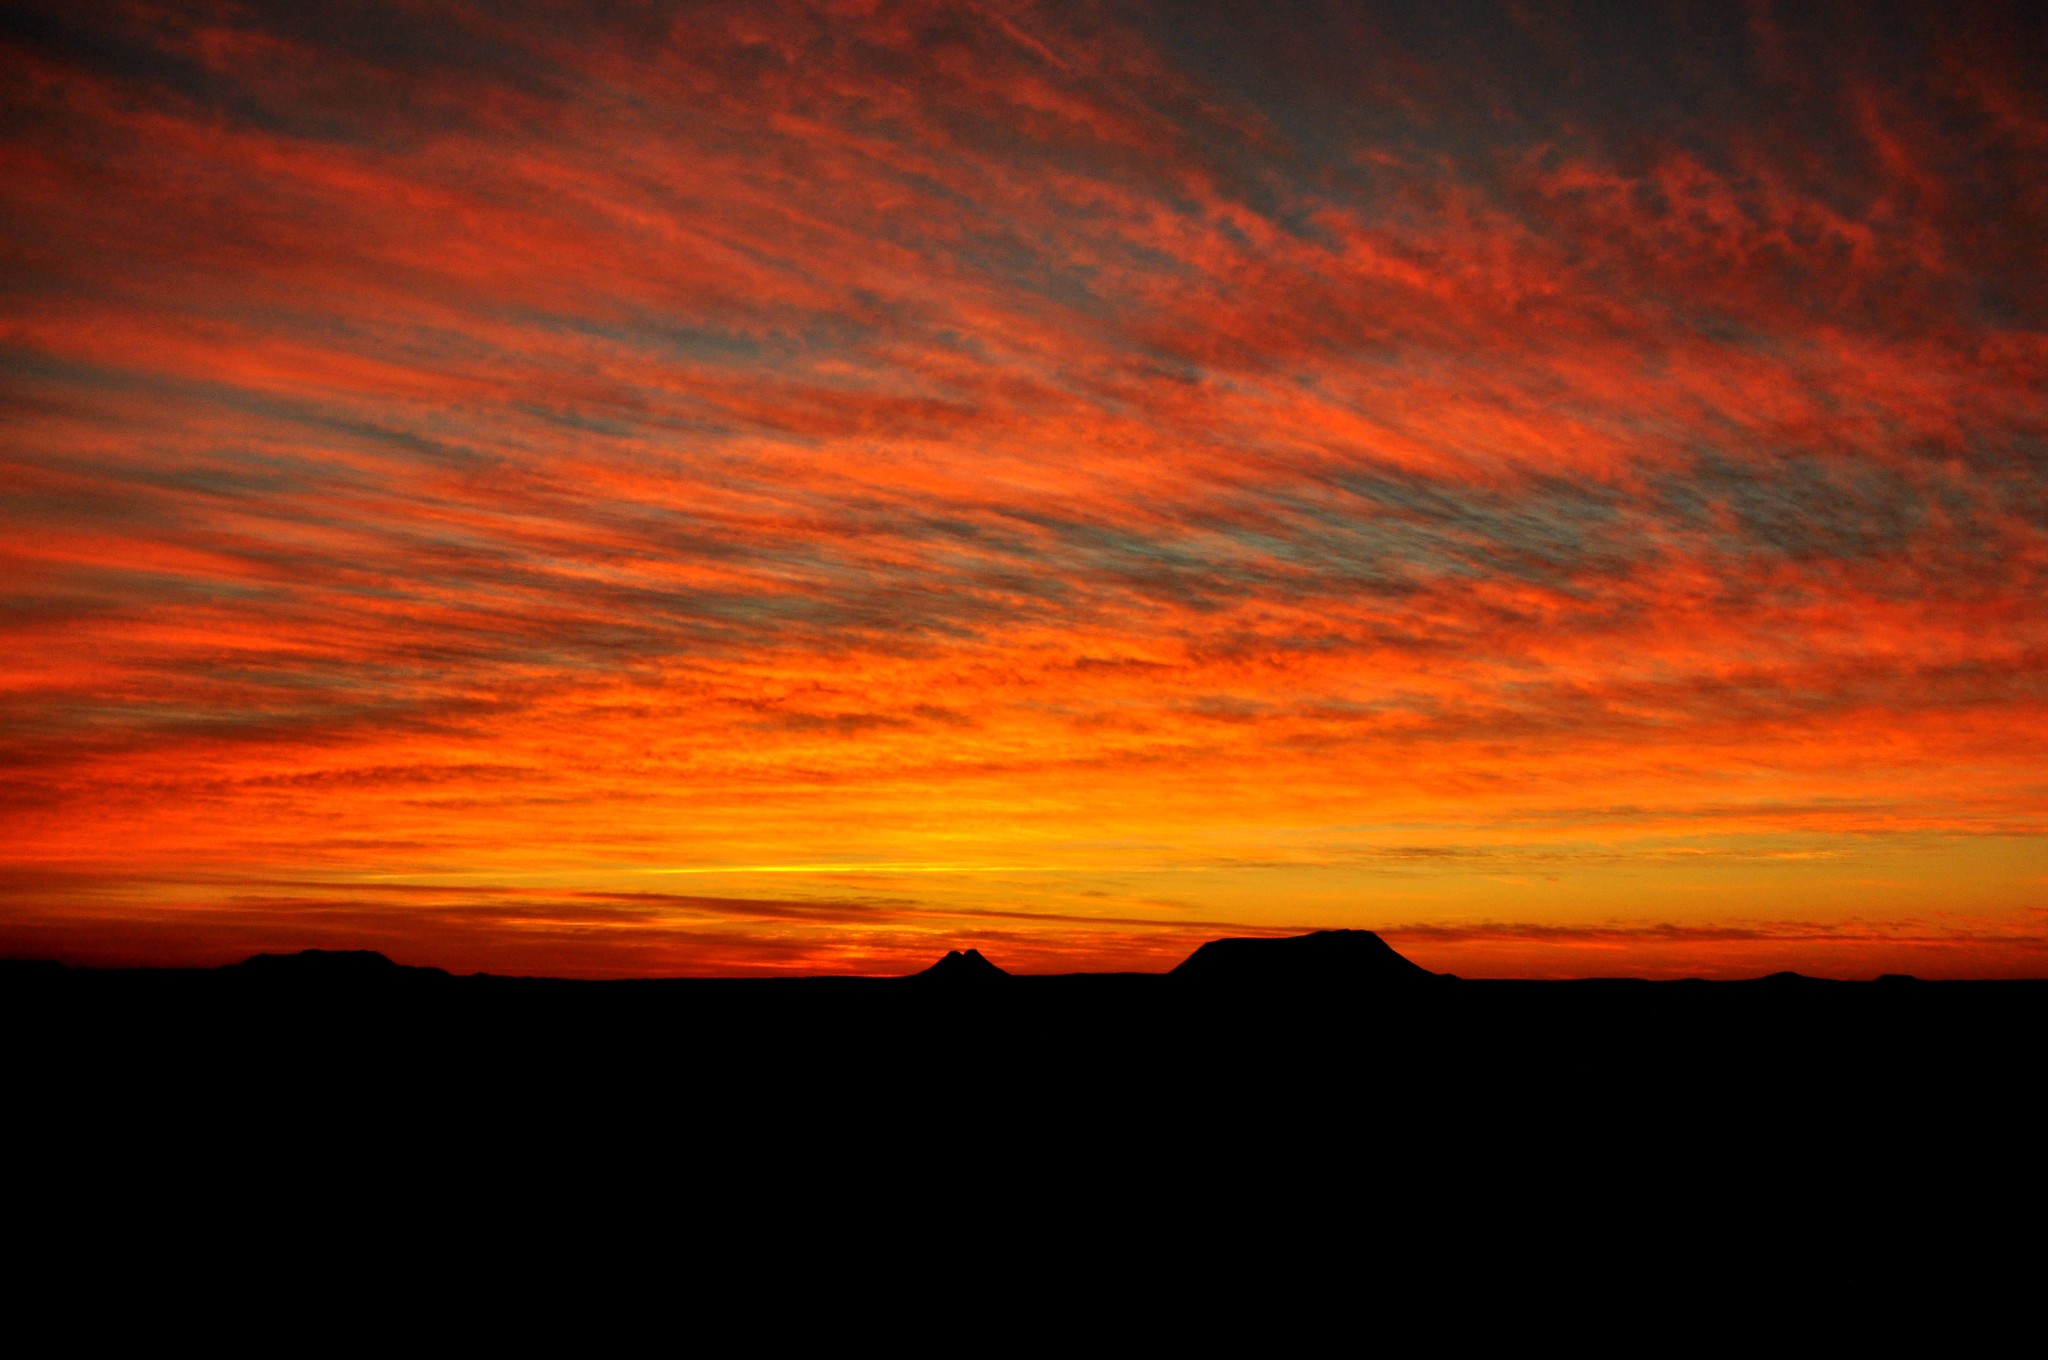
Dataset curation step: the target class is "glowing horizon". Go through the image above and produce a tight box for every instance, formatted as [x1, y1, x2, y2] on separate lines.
[3, 1, 2043, 979]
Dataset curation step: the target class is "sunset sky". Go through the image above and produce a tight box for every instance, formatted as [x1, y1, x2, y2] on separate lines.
[3, 1, 2044, 978]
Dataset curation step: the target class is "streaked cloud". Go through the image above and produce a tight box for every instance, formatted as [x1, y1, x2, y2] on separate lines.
[2, 1, 2042, 975]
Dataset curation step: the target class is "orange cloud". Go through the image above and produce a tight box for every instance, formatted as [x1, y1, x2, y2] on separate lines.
[2, 1, 2043, 976]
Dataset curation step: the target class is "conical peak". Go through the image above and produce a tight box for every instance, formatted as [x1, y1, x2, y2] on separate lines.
[915, 948, 1011, 981]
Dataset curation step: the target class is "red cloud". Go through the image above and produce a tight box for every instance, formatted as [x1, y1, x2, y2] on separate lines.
[2, 1, 2042, 976]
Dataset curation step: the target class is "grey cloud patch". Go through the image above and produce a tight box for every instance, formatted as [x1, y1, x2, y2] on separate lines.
[1256, 465, 1644, 604]
[1668, 450, 1932, 565]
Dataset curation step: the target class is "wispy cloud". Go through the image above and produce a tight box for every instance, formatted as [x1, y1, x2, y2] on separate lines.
[2, 1, 2042, 974]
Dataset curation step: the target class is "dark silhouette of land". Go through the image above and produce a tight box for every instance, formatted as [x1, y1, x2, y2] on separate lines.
[1172, 928, 1441, 985]
[915, 947, 1010, 982]
[232, 947, 452, 981]
[9, 929, 2037, 1097]
[8, 927, 2039, 1219]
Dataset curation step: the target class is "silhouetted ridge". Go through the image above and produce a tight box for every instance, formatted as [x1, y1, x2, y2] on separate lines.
[0, 958, 67, 977]
[915, 948, 1010, 982]
[232, 949, 448, 980]
[1171, 930, 1439, 986]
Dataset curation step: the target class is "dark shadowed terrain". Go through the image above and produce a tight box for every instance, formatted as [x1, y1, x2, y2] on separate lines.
[11, 930, 2036, 1130]
[8, 926, 2034, 1328]
[9, 927, 2041, 1255]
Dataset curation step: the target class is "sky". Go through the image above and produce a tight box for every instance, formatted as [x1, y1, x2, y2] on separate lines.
[2, 0, 2044, 978]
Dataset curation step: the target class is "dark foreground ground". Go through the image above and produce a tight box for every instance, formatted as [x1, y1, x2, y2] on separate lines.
[11, 946, 2037, 1326]
[9, 942, 2043, 1301]
[11, 948, 2040, 1152]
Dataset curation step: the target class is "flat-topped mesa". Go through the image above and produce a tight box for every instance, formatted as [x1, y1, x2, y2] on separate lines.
[231, 949, 450, 982]
[237, 948, 401, 972]
[914, 948, 1011, 983]
[1171, 929, 1441, 987]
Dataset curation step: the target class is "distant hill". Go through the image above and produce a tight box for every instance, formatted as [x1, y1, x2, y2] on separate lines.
[915, 948, 1010, 983]
[1171, 929, 1440, 986]
[232, 949, 450, 981]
